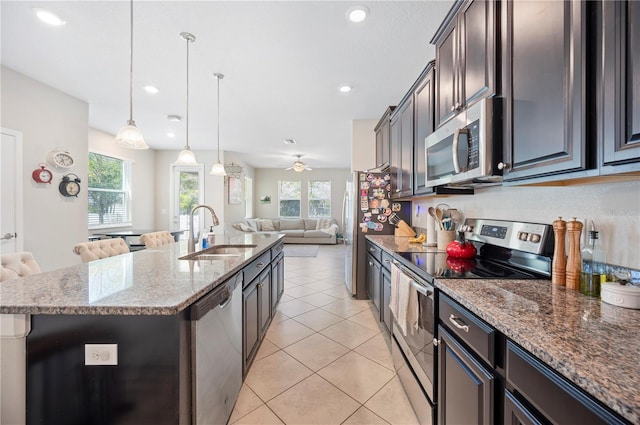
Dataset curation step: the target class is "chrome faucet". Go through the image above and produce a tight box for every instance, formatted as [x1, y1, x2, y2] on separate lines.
[188, 204, 220, 253]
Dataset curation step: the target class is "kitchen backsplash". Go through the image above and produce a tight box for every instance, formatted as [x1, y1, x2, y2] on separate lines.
[412, 179, 640, 270]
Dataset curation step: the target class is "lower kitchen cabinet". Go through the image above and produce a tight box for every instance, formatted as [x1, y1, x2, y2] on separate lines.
[366, 253, 381, 315]
[243, 267, 272, 376]
[505, 341, 628, 425]
[271, 252, 284, 309]
[438, 325, 495, 425]
[382, 266, 391, 333]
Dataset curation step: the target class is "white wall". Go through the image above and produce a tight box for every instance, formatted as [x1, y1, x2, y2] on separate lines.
[153, 149, 225, 235]
[88, 128, 156, 232]
[1, 66, 88, 271]
[351, 119, 378, 172]
[254, 168, 350, 223]
[411, 178, 640, 269]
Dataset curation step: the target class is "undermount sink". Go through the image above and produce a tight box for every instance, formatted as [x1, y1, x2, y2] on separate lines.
[179, 244, 257, 261]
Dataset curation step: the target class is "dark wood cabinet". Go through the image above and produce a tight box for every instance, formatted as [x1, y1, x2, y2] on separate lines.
[438, 325, 495, 425]
[382, 267, 391, 333]
[504, 390, 543, 425]
[271, 252, 284, 310]
[502, 0, 590, 181]
[375, 107, 395, 170]
[366, 253, 381, 316]
[243, 267, 271, 375]
[413, 62, 435, 195]
[505, 341, 628, 425]
[433, 0, 496, 128]
[389, 98, 414, 198]
[598, 0, 640, 175]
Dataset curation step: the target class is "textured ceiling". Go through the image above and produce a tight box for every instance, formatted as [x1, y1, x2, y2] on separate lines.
[1, 0, 453, 169]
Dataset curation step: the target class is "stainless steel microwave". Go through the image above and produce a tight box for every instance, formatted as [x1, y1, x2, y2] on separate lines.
[425, 97, 503, 188]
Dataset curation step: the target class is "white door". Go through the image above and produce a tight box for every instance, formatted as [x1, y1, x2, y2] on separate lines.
[171, 164, 204, 240]
[0, 128, 23, 254]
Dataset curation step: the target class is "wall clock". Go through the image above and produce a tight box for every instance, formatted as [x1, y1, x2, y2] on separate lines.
[32, 164, 53, 184]
[47, 149, 75, 169]
[59, 173, 81, 197]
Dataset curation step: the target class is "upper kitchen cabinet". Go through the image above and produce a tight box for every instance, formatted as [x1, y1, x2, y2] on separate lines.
[413, 62, 436, 196]
[390, 93, 414, 198]
[501, 1, 592, 181]
[432, 0, 497, 128]
[374, 106, 396, 170]
[598, 0, 640, 175]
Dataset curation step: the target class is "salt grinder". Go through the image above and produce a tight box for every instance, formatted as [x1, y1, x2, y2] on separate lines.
[552, 217, 567, 286]
[565, 218, 583, 290]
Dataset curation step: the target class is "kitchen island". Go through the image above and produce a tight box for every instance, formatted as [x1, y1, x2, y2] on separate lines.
[367, 234, 639, 425]
[0, 233, 284, 425]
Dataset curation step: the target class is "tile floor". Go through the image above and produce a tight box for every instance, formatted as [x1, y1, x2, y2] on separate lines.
[229, 244, 419, 425]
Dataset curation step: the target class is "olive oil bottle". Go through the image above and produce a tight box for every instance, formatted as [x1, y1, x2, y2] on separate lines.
[580, 222, 607, 297]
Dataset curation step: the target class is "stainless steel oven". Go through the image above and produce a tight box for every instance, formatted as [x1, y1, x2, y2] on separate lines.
[425, 97, 503, 188]
[390, 260, 436, 425]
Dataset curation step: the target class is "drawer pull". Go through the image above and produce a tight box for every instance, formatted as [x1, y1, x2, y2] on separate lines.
[449, 314, 469, 333]
[369, 247, 376, 252]
[256, 262, 265, 268]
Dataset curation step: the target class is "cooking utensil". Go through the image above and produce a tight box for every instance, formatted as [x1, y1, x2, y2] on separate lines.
[428, 207, 442, 230]
[435, 208, 444, 229]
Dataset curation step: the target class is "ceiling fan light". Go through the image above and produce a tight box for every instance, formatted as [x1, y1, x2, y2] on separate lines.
[210, 161, 227, 176]
[114, 121, 149, 149]
[293, 163, 306, 172]
[175, 147, 197, 165]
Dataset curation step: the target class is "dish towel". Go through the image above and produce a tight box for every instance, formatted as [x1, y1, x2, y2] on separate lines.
[390, 263, 419, 336]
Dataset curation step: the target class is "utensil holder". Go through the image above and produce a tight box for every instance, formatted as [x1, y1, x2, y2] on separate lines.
[437, 230, 455, 250]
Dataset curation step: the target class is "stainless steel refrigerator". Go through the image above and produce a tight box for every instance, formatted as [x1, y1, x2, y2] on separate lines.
[342, 171, 411, 299]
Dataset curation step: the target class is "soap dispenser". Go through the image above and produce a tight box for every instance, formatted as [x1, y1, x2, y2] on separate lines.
[580, 221, 606, 297]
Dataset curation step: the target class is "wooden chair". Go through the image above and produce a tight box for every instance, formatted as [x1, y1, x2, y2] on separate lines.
[0, 251, 41, 282]
[139, 231, 176, 249]
[72, 238, 130, 263]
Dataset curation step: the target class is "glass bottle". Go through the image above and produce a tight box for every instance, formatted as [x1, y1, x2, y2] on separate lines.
[580, 225, 606, 297]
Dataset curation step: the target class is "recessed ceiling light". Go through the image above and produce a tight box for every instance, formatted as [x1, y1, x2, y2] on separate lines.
[33, 8, 66, 26]
[283, 139, 297, 145]
[347, 6, 369, 23]
[167, 132, 176, 138]
[339, 85, 352, 93]
[144, 85, 159, 94]
[167, 115, 182, 122]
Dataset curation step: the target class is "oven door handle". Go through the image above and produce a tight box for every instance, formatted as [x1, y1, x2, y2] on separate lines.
[409, 279, 431, 297]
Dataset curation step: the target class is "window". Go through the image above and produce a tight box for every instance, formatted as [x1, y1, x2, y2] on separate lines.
[88, 152, 132, 229]
[278, 180, 301, 217]
[308, 180, 331, 217]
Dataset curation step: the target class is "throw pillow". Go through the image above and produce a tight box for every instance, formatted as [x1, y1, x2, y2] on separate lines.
[259, 219, 275, 231]
[231, 223, 244, 231]
[239, 223, 256, 232]
[316, 218, 333, 230]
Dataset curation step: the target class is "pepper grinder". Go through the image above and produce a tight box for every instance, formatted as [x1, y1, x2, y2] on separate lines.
[552, 217, 567, 286]
[565, 218, 583, 290]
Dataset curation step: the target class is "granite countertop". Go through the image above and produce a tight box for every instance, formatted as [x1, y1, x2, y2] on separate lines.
[367, 235, 640, 424]
[0, 233, 283, 316]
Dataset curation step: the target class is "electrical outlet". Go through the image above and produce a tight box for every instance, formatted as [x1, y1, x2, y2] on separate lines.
[85, 344, 118, 366]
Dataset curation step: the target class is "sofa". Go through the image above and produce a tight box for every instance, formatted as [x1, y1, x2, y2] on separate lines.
[226, 217, 339, 244]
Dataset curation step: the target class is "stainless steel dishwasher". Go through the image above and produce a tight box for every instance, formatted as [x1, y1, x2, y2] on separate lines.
[190, 272, 243, 425]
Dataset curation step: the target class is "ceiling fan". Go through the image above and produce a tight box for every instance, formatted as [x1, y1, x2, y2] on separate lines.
[285, 155, 313, 172]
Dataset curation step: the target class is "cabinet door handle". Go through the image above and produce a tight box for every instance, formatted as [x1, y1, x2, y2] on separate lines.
[256, 262, 264, 269]
[257, 283, 263, 288]
[369, 261, 373, 266]
[497, 162, 510, 171]
[369, 247, 375, 252]
[449, 314, 469, 333]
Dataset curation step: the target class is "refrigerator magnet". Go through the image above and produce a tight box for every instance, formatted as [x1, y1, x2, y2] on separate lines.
[392, 203, 402, 212]
[360, 181, 370, 190]
[366, 173, 374, 181]
[378, 215, 387, 223]
[370, 199, 379, 209]
[374, 223, 384, 231]
[367, 222, 377, 229]
[383, 208, 392, 216]
[360, 197, 368, 210]
[381, 199, 389, 208]
[384, 174, 391, 181]
[371, 208, 379, 214]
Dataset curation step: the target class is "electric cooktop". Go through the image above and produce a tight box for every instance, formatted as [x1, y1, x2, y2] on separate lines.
[397, 219, 554, 281]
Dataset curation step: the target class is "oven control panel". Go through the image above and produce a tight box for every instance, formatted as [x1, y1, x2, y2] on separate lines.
[465, 219, 553, 256]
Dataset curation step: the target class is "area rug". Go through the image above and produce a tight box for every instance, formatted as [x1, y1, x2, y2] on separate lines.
[283, 245, 319, 257]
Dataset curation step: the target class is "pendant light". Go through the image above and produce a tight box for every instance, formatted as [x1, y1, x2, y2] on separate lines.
[175, 32, 198, 165]
[114, 0, 149, 149]
[210, 73, 227, 176]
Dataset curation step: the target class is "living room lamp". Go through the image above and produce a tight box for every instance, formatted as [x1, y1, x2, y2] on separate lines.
[210, 73, 227, 176]
[114, 0, 149, 149]
[175, 32, 198, 165]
